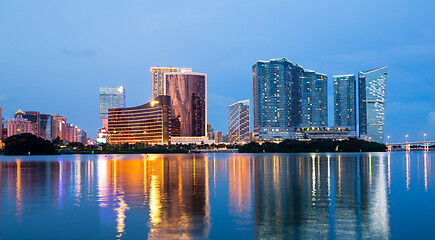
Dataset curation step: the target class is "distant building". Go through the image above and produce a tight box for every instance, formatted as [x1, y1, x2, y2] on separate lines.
[214, 130, 223, 143]
[252, 58, 327, 141]
[0, 105, 2, 142]
[7, 110, 34, 137]
[108, 95, 172, 144]
[333, 75, 356, 131]
[228, 100, 250, 143]
[77, 129, 87, 145]
[358, 67, 388, 143]
[99, 86, 125, 129]
[65, 123, 78, 142]
[165, 71, 207, 137]
[22, 111, 39, 137]
[150, 67, 179, 99]
[52, 115, 66, 140]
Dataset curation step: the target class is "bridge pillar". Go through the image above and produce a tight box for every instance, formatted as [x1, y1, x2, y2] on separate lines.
[406, 144, 411, 152]
[387, 145, 392, 152]
[424, 143, 429, 152]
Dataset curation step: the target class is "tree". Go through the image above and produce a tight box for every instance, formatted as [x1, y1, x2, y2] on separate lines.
[4, 133, 56, 155]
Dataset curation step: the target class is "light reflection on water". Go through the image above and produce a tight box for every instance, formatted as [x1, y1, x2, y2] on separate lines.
[0, 152, 433, 239]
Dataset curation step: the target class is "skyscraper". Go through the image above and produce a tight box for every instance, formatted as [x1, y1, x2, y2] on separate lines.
[253, 58, 294, 140]
[358, 67, 388, 143]
[52, 115, 66, 140]
[228, 100, 250, 143]
[150, 67, 179, 99]
[333, 74, 356, 130]
[293, 65, 328, 128]
[165, 71, 207, 137]
[99, 86, 125, 129]
[252, 58, 327, 141]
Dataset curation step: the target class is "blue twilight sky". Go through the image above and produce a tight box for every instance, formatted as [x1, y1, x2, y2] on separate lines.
[1, 0, 435, 142]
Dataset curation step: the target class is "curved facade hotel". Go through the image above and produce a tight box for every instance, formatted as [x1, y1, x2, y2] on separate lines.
[165, 71, 207, 137]
[108, 96, 171, 144]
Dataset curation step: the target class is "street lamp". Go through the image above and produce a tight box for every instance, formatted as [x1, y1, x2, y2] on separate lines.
[387, 136, 390, 144]
[406, 134, 409, 143]
[424, 133, 427, 142]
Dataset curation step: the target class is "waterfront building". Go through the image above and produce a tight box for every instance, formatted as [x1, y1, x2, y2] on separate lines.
[294, 127, 357, 140]
[77, 129, 87, 145]
[38, 114, 52, 140]
[65, 123, 78, 142]
[228, 100, 250, 143]
[52, 115, 66, 140]
[7, 110, 34, 137]
[22, 111, 39, 137]
[214, 130, 223, 143]
[0, 105, 2, 142]
[99, 86, 125, 129]
[333, 74, 357, 131]
[150, 67, 180, 99]
[358, 67, 388, 143]
[293, 65, 328, 128]
[252, 58, 327, 141]
[165, 71, 207, 137]
[253, 58, 295, 141]
[108, 95, 172, 144]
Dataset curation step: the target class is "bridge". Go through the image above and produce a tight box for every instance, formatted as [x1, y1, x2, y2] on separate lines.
[386, 141, 435, 152]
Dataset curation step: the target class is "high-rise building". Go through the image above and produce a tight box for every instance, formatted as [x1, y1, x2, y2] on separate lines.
[99, 86, 125, 129]
[253, 58, 327, 141]
[228, 100, 250, 143]
[0, 105, 2, 142]
[52, 115, 66, 140]
[150, 67, 180, 99]
[253, 58, 294, 140]
[165, 71, 207, 137]
[39, 114, 52, 140]
[333, 74, 356, 130]
[108, 95, 172, 144]
[77, 129, 87, 145]
[358, 67, 388, 143]
[7, 110, 34, 137]
[65, 123, 78, 142]
[294, 66, 328, 128]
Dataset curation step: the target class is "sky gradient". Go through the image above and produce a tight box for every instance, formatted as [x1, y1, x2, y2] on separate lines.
[1, 0, 435, 142]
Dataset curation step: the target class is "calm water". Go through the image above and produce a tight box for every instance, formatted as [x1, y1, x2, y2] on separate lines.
[0, 152, 433, 239]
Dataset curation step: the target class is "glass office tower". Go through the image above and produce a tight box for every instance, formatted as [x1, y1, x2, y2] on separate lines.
[333, 74, 356, 130]
[358, 67, 388, 143]
[165, 72, 207, 137]
[228, 100, 250, 143]
[99, 86, 125, 119]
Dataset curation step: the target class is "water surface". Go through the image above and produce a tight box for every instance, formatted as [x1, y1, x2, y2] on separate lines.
[0, 152, 433, 239]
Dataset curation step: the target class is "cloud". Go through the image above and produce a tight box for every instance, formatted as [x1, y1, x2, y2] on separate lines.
[321, 43, 435, 63]
[61, 48, 97, 58]
[208, 92, 236, 107]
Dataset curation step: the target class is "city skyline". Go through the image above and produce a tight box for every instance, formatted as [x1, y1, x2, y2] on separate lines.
[1, 1, 435, 142]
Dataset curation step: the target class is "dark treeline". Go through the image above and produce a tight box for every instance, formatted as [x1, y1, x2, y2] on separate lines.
[3, 133, 56, 155]
[238, 138, 386, 153]
[1, 134, 385, 155]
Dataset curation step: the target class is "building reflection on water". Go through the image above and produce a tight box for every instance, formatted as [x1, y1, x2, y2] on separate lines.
[0, 152, 432, 239]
